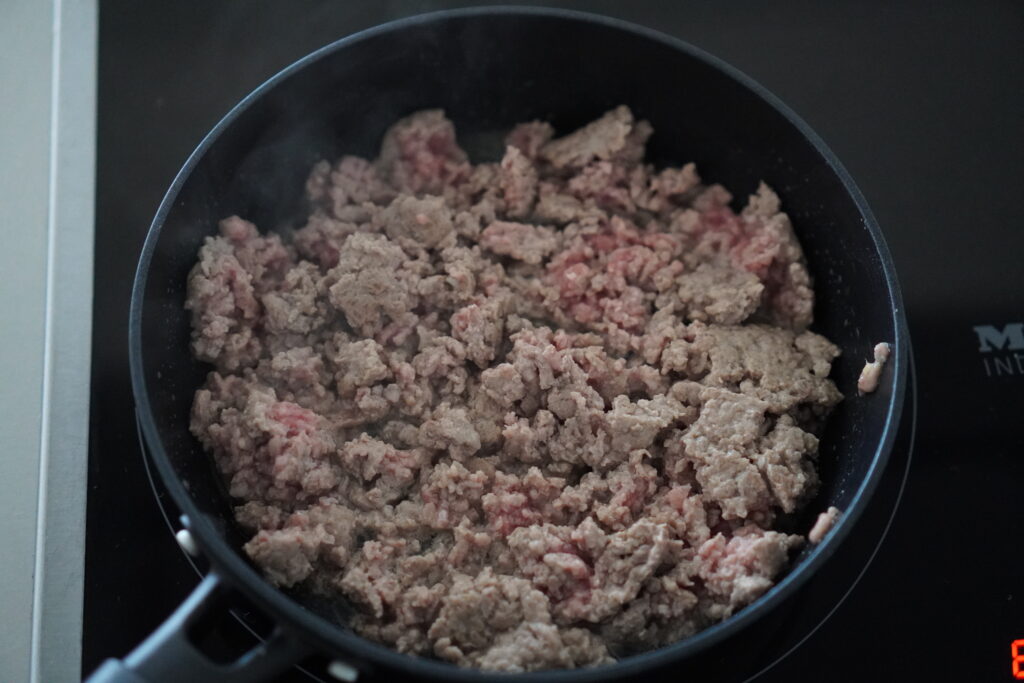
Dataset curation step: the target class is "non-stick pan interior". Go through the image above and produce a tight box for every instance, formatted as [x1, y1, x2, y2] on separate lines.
[132, 8, 904, 674]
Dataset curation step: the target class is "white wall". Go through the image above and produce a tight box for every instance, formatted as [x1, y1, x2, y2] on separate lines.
[0, 0, 96, 681]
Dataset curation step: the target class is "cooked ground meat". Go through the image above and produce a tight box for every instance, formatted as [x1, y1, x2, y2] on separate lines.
[187, 107, 844, 671]
[857, 341, 891, 394]
[808, 506, 841, 544]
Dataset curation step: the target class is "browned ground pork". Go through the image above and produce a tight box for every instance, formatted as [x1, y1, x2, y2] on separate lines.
[187, 106, 843, 672]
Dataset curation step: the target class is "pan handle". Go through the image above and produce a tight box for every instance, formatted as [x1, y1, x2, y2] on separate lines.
[85, 573, 310, 683]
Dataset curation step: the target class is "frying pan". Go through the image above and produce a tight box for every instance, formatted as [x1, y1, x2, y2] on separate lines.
[95, 7, 909, 682]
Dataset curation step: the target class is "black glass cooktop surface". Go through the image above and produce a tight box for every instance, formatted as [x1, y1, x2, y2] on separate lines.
[87, 2, 1024, 681]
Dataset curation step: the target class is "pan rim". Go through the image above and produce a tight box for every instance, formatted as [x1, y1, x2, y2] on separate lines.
[128, 5, 910, 680]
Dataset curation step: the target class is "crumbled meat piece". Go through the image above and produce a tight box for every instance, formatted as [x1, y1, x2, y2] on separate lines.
[377, 109, 470, 195]
[642, 485, 711, 548]
[498, 145, 539, 217]
[603, 394, 685, 454]
[679, 388, 819, 519]
[190, 376, 340, 505]
[534, 183, 602, 225]
[244, 523, 334, 587]
[185, 106, 844, 672]
[506, 120, 555, 160]
[542, 215, 686, 335]
[337, 540, 404, 619]
[808, 506, 841, 544]
[261, 261, 331, 341]
[674, 263, 764, 325]
[428, 568, 611, 670]
[477, 621, 612, 672]
[186, 220, 277, 370]
[337, 434, 424, 505]
[480, 362, 527, 407]
[697, 526, 803, 620]
[235, 500, 286, 532]
[858, 342, 891, 394]
[412, 334, 468, 398]
[291, 211, 361, 270]
[524, 519, 677, 624]
[306, 155, 396, 219]
[380, 194, 456, 249]
[540, 105, 635, 170]
[450, 301, 506, 368]
[329, 337, 391, 397]
[480, 221, 558, 265]
[670, 183, 816, 329]
[661, 323, 842, 415]
[216, 215, 293, 294]
[614, 119, 654, 165]
[420, 461, 490, 528]
[255, 346, 335, 415]
[568, 161, 635, 213]
[500, 409, 555, 464]
[598, 562, 701, 653]
[418, 403, 482, 461]
[633, 163, 700, 214]
[546, 405, 612, 470]
[483, 468, 564, 536]
[324, 233, 419, 336]
[591, 457, 662, 530]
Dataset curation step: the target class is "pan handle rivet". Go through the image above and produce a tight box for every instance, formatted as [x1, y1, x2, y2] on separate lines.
[327, 660, 358, 682]
[175, 528, 199, 557]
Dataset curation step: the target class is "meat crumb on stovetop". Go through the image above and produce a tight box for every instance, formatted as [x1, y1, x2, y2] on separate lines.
[186, 106, 844, 671]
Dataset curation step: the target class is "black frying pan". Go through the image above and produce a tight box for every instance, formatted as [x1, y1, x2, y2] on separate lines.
[95, 7, 909, 683]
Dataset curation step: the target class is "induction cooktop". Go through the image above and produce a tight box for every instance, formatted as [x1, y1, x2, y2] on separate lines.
[86, 2, 1024, 681]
